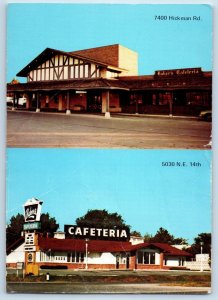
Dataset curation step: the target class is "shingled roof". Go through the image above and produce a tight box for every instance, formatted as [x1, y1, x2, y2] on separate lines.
[71, 44, 120, 68]
[132, 242, 192, 257]
[7, 78, 129, 92]
[38, 237, 192, 256]
[38, 237, 133, 253]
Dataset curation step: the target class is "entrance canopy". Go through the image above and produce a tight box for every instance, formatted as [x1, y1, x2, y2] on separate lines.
[7, 78, 129, 93]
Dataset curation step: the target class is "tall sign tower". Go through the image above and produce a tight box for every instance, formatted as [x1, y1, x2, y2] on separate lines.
[23, 198, 43, 276]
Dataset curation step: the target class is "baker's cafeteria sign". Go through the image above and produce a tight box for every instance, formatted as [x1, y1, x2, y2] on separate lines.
[23, 198, 43, 223]
[64, 225, 130, 241]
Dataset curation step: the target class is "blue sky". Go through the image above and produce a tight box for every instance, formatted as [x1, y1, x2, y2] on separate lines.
[7, 3, 212, 82]
[6, 149, 211, 244]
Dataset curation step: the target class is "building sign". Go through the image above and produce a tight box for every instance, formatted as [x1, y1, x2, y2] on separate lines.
[64, 225, 130, 241]
[16, 262, 24, 269]
[25, 233, 35, 246]
[155, 68, 202, 77]
[75, 91, 87, 94]
[23, 222, 41, 231]
[23, 198, 43, 222]
[24, 246, 36, 252]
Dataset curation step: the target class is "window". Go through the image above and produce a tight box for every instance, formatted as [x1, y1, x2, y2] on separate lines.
[70, 66, 74, 78]
[64, 66, 68, 79]
[80, 65, 84, 78]
[67, 252, 85, 263]
[45, 69, 49, 80]
[179, 258, 184, 266]
[137, 251, 156, 264]
[84, 65, 89, 78]
[75, 66, 79, 78]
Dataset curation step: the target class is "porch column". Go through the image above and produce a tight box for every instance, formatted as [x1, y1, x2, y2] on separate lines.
[66, 91, 71, 115]
[58, 94, 63, 111]
[169, 92, 173, 117]
[105, 90, 110, 118]
[130, 252, 137, 270]
[135, 96, 139, 115]
[160, 252, 164, 269]
[26, 93, 30, 110]
[12, 92, 16, 111]
[36, 92, 40, 112]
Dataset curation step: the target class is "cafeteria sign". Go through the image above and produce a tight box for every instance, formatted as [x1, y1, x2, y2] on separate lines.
[23, 198, 43, 223]
[64, 225, 130, 241]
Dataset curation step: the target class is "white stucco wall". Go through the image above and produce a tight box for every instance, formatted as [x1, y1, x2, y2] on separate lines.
[88, 252, 116, 264]
[164, 256, 184, 267]
[6, 243, 25, 264]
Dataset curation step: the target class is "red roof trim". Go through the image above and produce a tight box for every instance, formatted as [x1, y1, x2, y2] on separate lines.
[38, 237, 192, 256]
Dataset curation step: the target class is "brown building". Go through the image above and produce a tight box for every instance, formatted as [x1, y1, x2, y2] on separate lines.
[7, 44, 212, 116]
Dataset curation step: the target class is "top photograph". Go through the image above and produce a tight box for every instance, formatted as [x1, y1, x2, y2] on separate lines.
[6, 4, 212, 149]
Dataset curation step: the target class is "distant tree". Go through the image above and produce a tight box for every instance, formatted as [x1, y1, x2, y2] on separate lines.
[151, 227, 175, 244]
[6, 213, 25, 248]
[10, 78, 20, 84]
[130, 230, 142, 237]
[76, 209, 130, 229]
[143, 233, 154, 242]
[6, 212, 59, 248]
[172, 237, 189, 245]
[40, 213, 59, 237]
[186, 233, 211, 257]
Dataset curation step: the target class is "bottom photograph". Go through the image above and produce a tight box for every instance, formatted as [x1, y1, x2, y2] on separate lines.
[6, 149, 212, 294]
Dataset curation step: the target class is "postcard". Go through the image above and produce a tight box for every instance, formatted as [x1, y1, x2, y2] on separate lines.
[6, 2, 212, 294]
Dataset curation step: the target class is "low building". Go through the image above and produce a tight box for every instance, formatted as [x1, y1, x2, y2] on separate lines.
[7, 234, 192, 271]
[7, 44, 212, 116]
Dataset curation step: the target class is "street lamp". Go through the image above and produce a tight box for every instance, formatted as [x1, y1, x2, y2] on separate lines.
[85, 239, 89, 270]
[200, 241, 204, 272]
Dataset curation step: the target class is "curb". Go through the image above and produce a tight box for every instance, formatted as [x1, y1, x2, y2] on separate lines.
[7, 109, 198, 121]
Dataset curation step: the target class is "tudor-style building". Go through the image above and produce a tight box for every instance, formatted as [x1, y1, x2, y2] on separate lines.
[7, 44, 212, 116]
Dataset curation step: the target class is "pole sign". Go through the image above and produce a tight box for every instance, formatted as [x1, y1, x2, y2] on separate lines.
[64, 225, 130, 241]
[23, 198, 43, 223]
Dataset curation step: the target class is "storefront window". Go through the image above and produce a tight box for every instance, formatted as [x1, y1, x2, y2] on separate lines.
[137, 251, 156, 264]
[67, 252, 85, 263]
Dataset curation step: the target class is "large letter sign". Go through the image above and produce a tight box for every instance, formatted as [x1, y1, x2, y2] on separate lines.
[64, 225, 130, 241]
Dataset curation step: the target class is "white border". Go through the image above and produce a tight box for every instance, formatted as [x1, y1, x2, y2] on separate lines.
[1, 1, 217, 299]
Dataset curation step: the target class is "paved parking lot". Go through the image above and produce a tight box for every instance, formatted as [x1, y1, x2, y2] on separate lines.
[7, 111, 212, 149]
[7, 281, 211, 294]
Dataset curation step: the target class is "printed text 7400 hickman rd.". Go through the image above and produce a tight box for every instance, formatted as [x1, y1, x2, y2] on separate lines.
[155, 16, 201, 21]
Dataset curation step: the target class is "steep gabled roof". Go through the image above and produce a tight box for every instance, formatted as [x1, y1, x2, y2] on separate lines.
[16, 48, 111, 77]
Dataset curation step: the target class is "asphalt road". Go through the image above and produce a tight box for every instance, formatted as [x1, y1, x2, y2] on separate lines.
[6, 269, 211, 294]
[7, 110, 212, 149]
[6, 282, 211, 294]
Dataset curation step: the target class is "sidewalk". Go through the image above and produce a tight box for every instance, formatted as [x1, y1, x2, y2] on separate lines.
[7, 108, 198, 121]
[111, 112, 198, 121]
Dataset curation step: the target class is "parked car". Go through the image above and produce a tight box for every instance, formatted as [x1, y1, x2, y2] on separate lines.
[72, 105, 85, 111]
[18, 97, 27, 106]
[199, 110, 212, 121]
[6, 97, 13, 105]
[6, 97, 27, 107]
